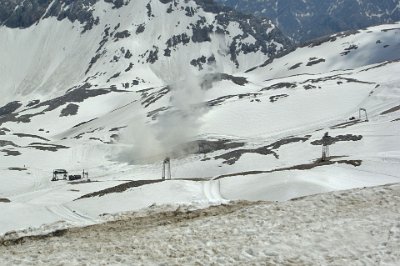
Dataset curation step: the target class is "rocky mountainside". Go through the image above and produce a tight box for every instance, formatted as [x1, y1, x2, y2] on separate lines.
[215, 0, 400, 43]
[0, 0, 291, 106]
[248, 23, 400, 78]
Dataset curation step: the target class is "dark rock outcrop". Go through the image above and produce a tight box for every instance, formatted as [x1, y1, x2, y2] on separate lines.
[215, 0, 400, 43]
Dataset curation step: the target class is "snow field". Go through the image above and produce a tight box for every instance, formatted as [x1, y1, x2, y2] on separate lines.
[0, 21, 399, 238]
[1, 184, 399, 265]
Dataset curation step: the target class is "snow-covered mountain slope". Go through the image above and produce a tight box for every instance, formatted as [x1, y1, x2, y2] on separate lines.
[247, 22, 400, 79]
[2, 57, 400, 235]
[0, 0, 291, 106]
[216, 0, 400, 43]
[0, 3, 399, 236]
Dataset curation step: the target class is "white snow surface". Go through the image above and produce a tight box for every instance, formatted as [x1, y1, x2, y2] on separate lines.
[0, 15, 400, 239]
[248, 22, 400, 80]
[1, 184, 399, 265]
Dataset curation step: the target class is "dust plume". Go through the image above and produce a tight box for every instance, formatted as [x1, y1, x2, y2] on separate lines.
[116, 58, 217, 164]
[116, 33, 227, 164]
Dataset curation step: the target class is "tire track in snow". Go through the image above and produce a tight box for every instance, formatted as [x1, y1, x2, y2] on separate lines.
[45, 205, 95, 226]
[202, 179, 228, 203]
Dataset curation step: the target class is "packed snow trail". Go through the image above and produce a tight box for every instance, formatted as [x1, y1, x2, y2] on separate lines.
[1, 184, 399, 265]
[202, 179, 227, 203]
[45, 205, 95, 226]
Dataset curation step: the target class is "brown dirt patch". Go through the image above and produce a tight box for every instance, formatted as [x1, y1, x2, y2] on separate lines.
[76, 179, 165, 200]
[0, 198, 11, 203]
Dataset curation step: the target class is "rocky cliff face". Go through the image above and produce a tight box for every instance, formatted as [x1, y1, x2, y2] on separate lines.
[215, 0, 400, 43]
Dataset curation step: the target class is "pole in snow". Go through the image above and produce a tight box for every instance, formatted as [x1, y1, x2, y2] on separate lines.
[82, 169, 89, 180]
[321, 132, 331, 162]
[162, 157, 171, 180]
[359, 108, 368, 122]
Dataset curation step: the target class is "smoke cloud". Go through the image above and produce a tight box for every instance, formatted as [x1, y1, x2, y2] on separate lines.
[114, 32, 228, 164]
[116, 56, 216, 164]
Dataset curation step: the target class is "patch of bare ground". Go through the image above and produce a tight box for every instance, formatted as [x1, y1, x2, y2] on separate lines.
[0, 101, 22, 116]
[1, 185, 399, 265]
[200, 73, 248, 89]
[139, 86, 170, 108]
[310, 134, 362, 145]
[381, 27, 400, 32]
[360, 59, 400, 72]
[151, 139, 245, 161]
[0, 84, 126, 127]
[288, 62, 302, 70]
[76, 179, 165, 200]
[303, 29, 360, 48]
[13, 133, 50, 141]
[301, 75, 373, 85]
[68, 180, 97, 185]
[60, 103, 79, 117]
[260, 82, 297, 91]
[215, 157, 362, 179]
[330, 119, 364, 129]
[184, 139, 245, 155]
[8, 167, 27, 171]
[381, 105, 400, 115]
[72, 118, 97, 128]
[0, 201, 257, 246]
[173, 177, 210, 181]
[0, 128, 10, 135]
[206, 93, 261, 107]
[27, 143, 69, 152]
[147, 106, 169, 120]
[0, 140, 19, 148]
[1, 229, 68, 246]
[1, 149, 21, 156]
[269, 94, 289, 102]
[215, 136, 310, 165]
[306, 58, 325, 66]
